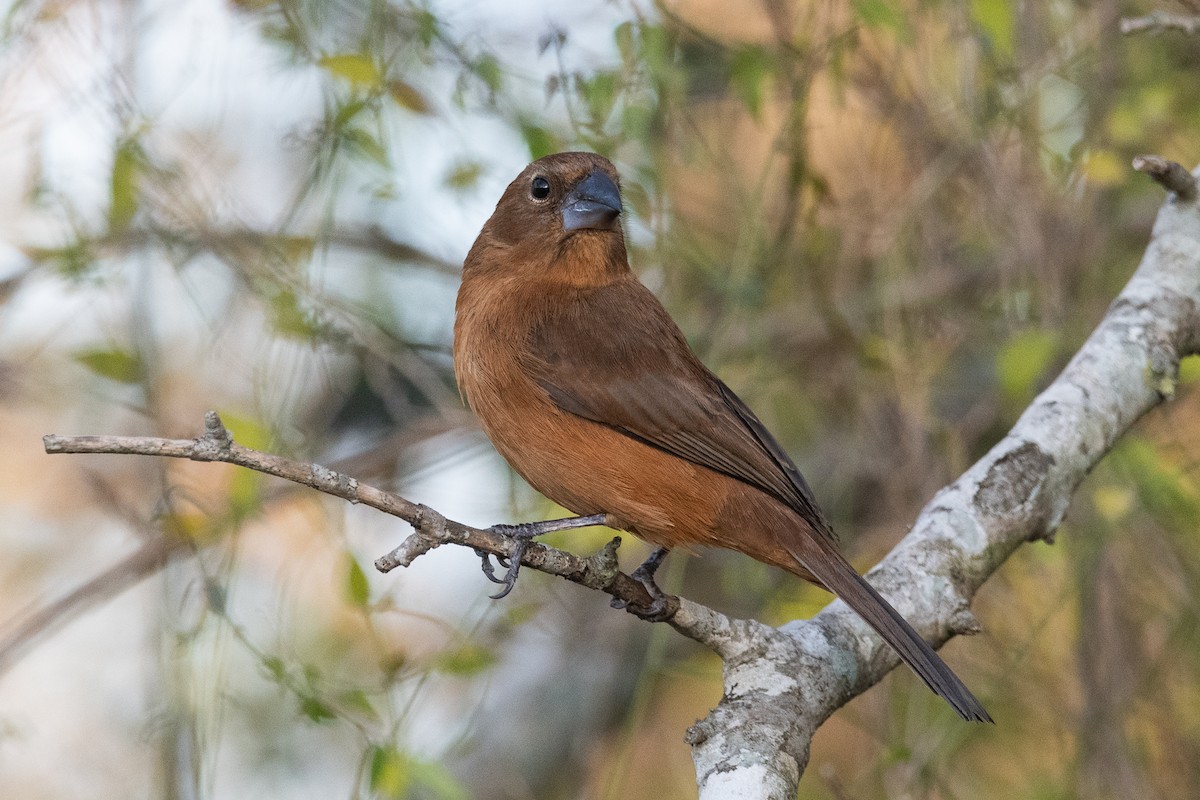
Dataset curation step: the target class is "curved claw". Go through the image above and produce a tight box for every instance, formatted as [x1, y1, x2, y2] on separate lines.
[488, 579, 517, 601]
[475, 549, 507, 584]
[477, 514, 609, 600]
[487, 537, 531, 599]
[610, 547, 673, 621]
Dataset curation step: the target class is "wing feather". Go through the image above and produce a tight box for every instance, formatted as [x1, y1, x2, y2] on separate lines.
[528, 279, 835, 541]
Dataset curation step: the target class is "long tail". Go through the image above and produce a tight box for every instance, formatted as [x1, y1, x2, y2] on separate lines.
[788, 539, 993, 723]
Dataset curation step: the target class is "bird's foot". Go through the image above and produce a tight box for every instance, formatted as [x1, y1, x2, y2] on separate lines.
[478, 514, 609, 599]
[611, 547, 672, 621]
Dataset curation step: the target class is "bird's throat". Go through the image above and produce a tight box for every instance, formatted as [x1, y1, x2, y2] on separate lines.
[550, 230, 630, 288]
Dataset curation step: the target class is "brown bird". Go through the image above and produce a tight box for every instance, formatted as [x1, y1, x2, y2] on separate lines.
[453, 151, 991, 723]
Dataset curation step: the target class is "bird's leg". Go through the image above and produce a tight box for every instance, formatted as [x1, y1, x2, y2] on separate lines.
[479, 513, 609, 599]
[611, 546, 671, 620]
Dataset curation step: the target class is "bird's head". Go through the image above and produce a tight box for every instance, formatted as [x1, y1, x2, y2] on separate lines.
[467, 152, 628, 285]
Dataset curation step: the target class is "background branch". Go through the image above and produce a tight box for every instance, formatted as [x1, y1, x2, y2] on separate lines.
[1120, 12, 1200, 36]
[0, 537, 184, 676]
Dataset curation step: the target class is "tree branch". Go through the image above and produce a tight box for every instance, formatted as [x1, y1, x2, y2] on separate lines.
[682, 159, 1200, 797]
[37, 158, 1200, 798]
[24, 223, 462, 276]
[42, 411, 680, 621]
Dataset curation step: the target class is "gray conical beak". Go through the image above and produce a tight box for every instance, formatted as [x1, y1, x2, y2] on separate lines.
[561, 170, 622, 231]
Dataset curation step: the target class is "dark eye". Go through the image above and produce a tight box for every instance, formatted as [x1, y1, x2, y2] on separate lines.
[530, 176, 550, 200]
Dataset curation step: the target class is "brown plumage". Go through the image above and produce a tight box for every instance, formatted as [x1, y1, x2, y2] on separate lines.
[453, 151, 991, 723]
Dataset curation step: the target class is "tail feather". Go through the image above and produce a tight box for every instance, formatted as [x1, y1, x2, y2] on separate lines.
[789, 542, 993, 723]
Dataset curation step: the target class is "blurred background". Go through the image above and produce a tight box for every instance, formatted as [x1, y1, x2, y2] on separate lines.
[1, 0, 1199, 797]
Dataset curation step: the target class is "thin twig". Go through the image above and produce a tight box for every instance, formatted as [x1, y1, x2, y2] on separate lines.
[23, 224, 462, 277]
[42, 411, 680, 622]
[1133, 155, 1198, 201]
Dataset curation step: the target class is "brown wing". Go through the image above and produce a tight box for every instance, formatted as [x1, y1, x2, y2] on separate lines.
[527, 278, 834, 541]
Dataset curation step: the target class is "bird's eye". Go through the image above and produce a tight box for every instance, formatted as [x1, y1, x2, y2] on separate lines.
[530, 176, 551, 200]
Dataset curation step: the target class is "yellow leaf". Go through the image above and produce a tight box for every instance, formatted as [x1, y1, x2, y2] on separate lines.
[370, 747, 411, 798]
[1180, 355, 1200, 385]
[318, 54, 381, 88]
[75, 347, 142, 383]
[1082, 150, 1127, 187]
[344, 556, 370, 607]
[1093, 486, 1134, 522]
[110, 139, 141, 232]
[164, 511, 216, 543]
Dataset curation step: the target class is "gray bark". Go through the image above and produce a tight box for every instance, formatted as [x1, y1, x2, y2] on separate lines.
[672, 164, 1200, 797]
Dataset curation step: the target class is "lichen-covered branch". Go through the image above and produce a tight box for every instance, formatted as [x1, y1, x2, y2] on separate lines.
[683, 160, 1200, 798]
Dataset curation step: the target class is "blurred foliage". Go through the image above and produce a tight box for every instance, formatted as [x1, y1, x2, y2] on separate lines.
[2, 0, 1200, 799]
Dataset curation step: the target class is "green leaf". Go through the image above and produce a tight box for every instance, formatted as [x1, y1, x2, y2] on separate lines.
[217, 412, 272, 452]
[110, 138, 141, 232]
[860, 333, 891, 371]
[1112, 438, 1200, 525]
[74, 347, 143, 384]
[971, 0, 1014, 60]
[339, 689, 379, 721]
[614, 21, 635, 66]
[996, 330, 1057, 400]
[342, 127, 389, 166]
[444, 160, 484, 190]
[577, 70, 619, 127]
[229, 468, 262, 521]
[345, 556, 370, 607]
[369, 746, 411, 798]
[852, 0, 910, 38]
[434, 642, 496, 676]
[413, 9, 439, 47]
[729, 46, 771, 119]
[27, 240, 95, 278]
[270, 235, 315, 265]
[621, 103, 657, 143]
[333, 99, 368, 129]
[474, 54, 502, 93]
[639, 24, 673, 80]
[261, 655, 286, 682]
[518, 120, 557, 160]
[299, 696, 337, 723]
[302, 663, 322, 686]
[318, 54, 382, 88]
[409, 759, 469, 800]
[269, 290, 319, 338]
